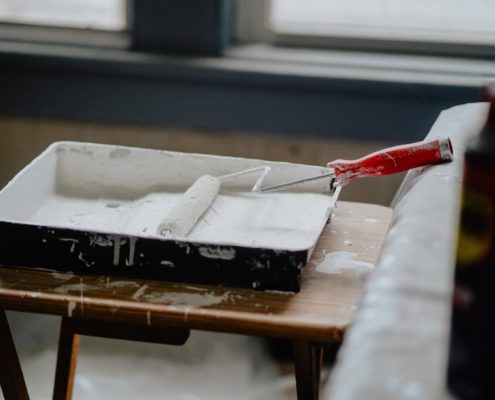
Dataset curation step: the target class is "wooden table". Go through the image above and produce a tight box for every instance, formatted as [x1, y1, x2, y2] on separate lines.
[0, 201, 391, 400]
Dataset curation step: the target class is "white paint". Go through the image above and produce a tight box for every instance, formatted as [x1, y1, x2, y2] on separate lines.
[177, 242, 191, 254]
[89, 234, 113, 247]
[198, 246, 236, 260]
[131, 284, 148, 300]
[184, 306, 192, 324]
[59, 238, 79, 253]
[112, 236, 121, 266]
[67, 301, 76, 317]
[107, 280, 139, 288]
[315, 251, 374, 279]
[182, 285, 209, 292]
[78, 252, 95, 267]
[51, 272, 75, 280]
[188, 192, 334, 250]
[249, 259, 266, 270]
[264, 289, 295, 295]
[126, 237, 137, 266]
[0, 141, 336, 253]
[344, 240, 354, 246]
[54, 283, 96, 294]
[143, 291, 231, 307]
[160, 260, 175, 268]
[25, 190, 333, 250]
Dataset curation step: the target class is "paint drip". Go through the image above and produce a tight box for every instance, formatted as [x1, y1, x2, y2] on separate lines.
[315, 251, 374, 279]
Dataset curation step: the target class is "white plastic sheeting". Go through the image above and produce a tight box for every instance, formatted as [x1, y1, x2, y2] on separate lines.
[324, 103, 489, 400]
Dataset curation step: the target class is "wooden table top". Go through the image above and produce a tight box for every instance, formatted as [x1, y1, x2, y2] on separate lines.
[0, 201, 391, 344]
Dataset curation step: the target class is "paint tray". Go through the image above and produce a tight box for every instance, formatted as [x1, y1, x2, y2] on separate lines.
[0, 142, 338, 292]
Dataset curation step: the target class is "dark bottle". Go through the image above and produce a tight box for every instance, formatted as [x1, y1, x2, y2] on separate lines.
[447, 85, 495, 399]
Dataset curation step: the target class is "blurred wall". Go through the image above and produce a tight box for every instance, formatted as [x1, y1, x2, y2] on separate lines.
[0, 116, 404, 205]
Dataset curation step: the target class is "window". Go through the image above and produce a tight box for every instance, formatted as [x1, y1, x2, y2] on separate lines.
[0, 0, 126, 31]
[0, 0, 128, 48]
[0, 0, 483, 142]
[238, 0, 495, 57]
[0, 1, 230, 55]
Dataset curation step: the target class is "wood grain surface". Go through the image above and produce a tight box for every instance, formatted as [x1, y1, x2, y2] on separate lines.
[0, 201, 391, 344]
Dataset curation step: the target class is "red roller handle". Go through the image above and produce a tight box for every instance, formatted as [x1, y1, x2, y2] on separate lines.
[327, 137, 453, 186]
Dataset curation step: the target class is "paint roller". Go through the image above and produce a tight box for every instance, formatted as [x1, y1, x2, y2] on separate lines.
[157, 166, 271, 238]
[158, 137, 453, 237]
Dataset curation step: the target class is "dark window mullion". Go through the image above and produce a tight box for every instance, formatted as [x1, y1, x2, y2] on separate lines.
[129, 0, 234, 56]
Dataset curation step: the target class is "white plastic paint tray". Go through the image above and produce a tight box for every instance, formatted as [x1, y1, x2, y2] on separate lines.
[0, 142, 338, 291]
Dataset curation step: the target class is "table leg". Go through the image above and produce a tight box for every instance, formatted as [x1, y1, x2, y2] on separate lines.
[293, 340, 323, 400]
[52, 316, 190, 400]
[53, 318, 80, 400]
[0, 309, 30, 400]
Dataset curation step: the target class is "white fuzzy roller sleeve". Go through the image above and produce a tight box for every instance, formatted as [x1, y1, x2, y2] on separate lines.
[157, 175, 221, 238]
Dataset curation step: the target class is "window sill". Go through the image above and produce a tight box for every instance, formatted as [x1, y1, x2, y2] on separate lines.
[228, 44, 495, 87]
[0, 23, 129, 49]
